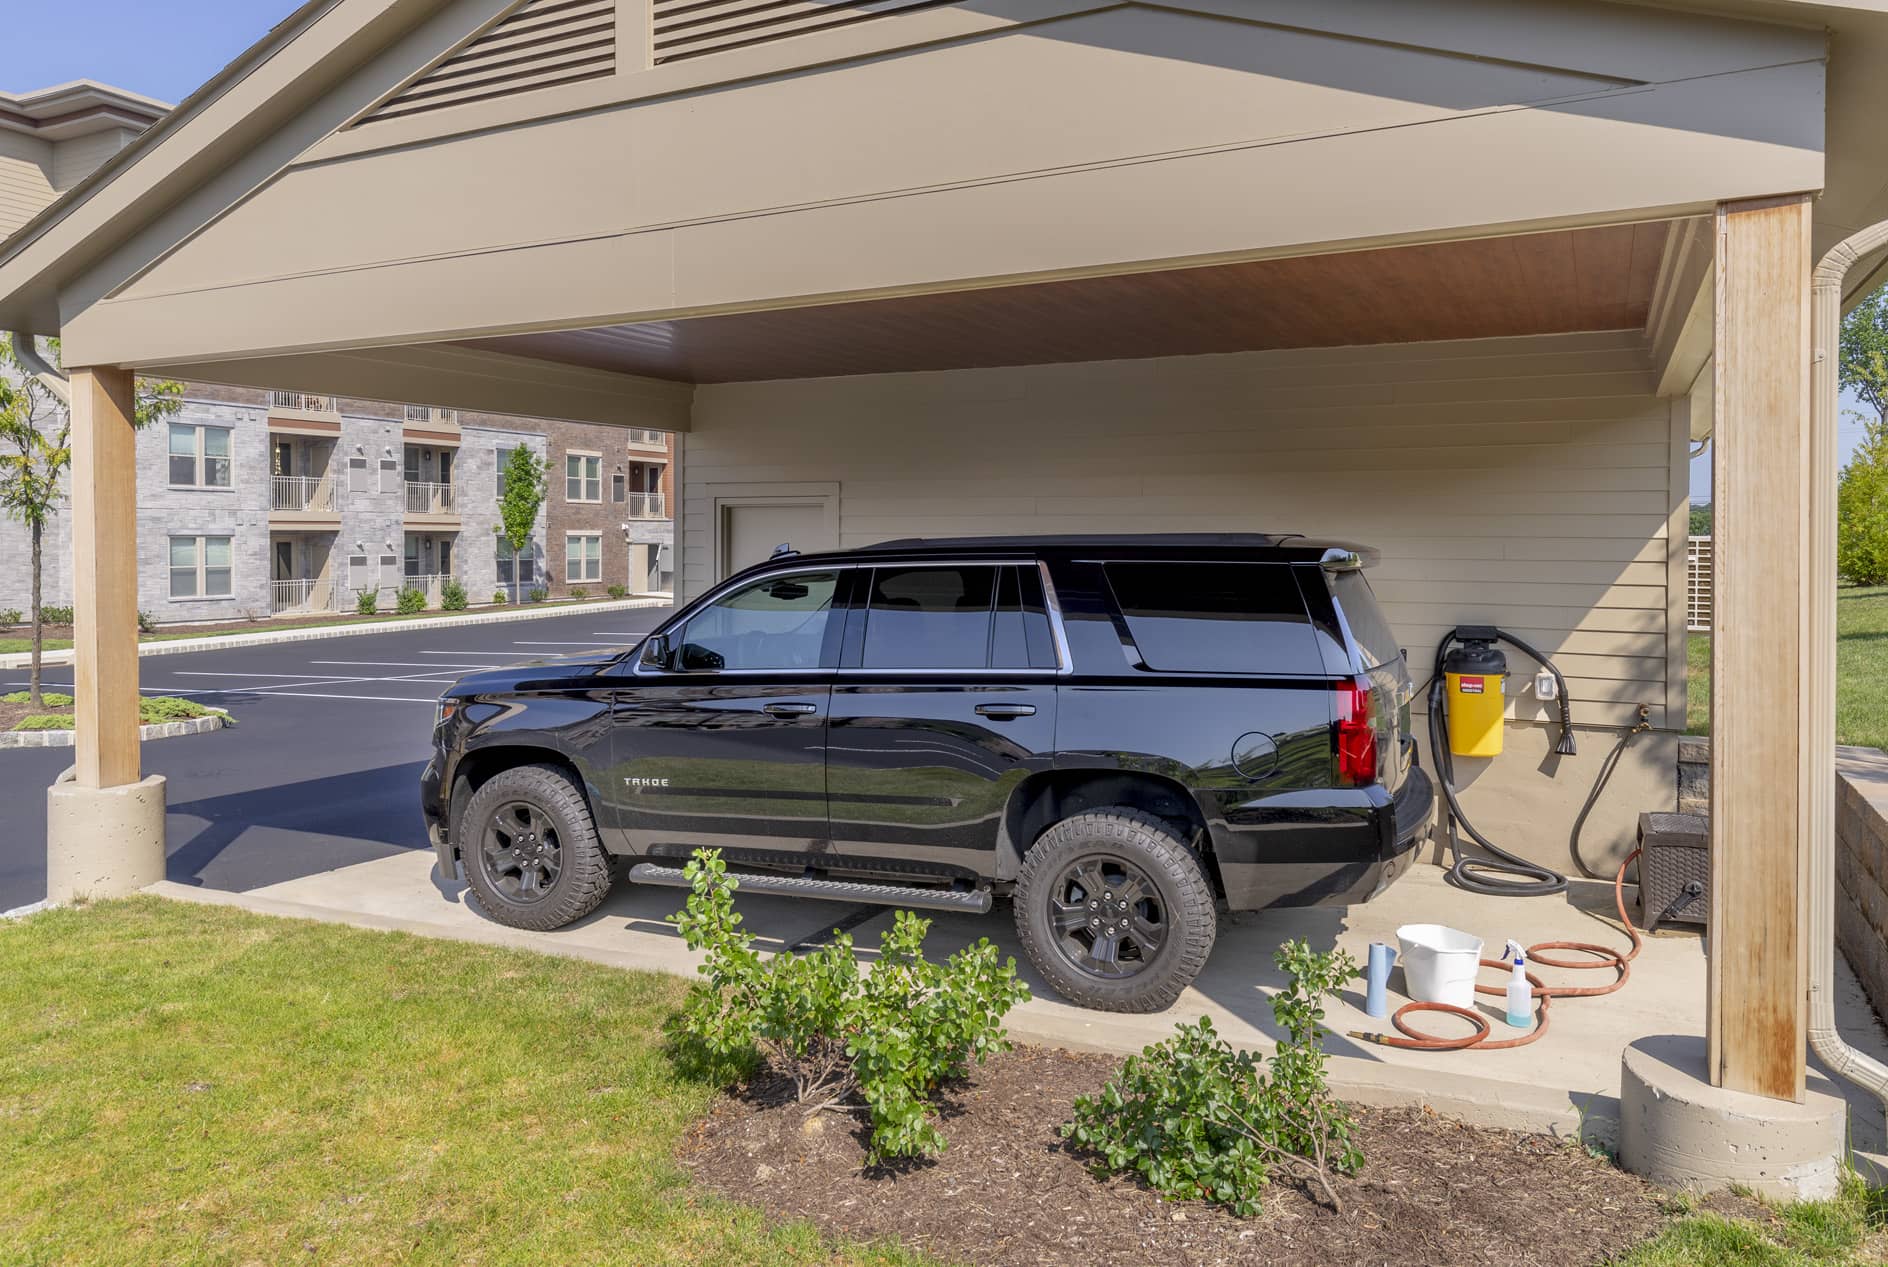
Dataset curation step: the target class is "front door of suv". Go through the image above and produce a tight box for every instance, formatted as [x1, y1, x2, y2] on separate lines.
[826, 562, 1060, 878]
[609, 567, 848, 859]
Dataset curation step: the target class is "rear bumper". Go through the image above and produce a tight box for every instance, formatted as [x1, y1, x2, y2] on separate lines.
[1392, 765, 1436, 856]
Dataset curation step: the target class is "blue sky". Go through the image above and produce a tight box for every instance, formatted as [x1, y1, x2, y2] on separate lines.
[6, 0, 1881, 500]
[9, 0, 301, 105]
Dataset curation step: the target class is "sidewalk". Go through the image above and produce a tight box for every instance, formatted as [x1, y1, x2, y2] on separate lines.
[0, 596, 671, 671]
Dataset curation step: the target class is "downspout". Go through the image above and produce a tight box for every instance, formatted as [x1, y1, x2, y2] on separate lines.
[1809, 228, 1888, 1112]
[7, 333, 69, 406]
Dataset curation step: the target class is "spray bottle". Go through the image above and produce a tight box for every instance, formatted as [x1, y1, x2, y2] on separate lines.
[1503, 939, 1531, 1029]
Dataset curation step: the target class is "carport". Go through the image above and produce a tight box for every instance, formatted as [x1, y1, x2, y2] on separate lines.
[3, 0, 1886, 1186]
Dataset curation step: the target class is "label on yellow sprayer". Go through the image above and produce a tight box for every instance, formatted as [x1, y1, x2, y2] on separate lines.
[1457, 676, 1485, 695]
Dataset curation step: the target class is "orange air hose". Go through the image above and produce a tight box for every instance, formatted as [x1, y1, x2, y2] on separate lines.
[1351, 848, 1643, 1052]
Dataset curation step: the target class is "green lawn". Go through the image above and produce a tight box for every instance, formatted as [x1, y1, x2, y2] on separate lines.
[0, 637, 73, 654]
[0, 899, 927, 1267]
[1688, 584, 1888, 752]
[1, 899, 1876, 1266]
[1613, 1185, 1886, 1266]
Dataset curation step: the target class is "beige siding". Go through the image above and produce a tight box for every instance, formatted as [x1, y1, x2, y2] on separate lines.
[683, 329, 1686, 872]
[50, 126, 134, 192]
[684, 330, 1682, 732]
[0, 131, 54, 240]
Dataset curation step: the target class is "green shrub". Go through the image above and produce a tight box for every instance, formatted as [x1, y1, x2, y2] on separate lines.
[492, 590, 509, 605]
[569, 586, 588, 601]
[13, 714, 73, 731]
[440, 579, 469, 611]
[396, 586, 428, 615]
[355, 589, 379, 616]
[607, 584, 628, 600]
[39, 605, 74, 626]
[0, 609, 20, 626]
[1063, 940, 1362, 1216]
[136, 610, 157, 634]
[3, 691, 72, 707]
[138, 696, 217, 724]
[670, 848, 1028, 1161]
[528, 587, 549, 604]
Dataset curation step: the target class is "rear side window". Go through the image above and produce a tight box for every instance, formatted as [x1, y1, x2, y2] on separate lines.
[1327, 570, 1403, 669]
[860, 565, 1058, 670]
[1104, 562, 1321, 674]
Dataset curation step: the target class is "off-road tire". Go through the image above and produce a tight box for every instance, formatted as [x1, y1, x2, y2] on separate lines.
[1014, 808, 1216, 1012]
[460, 764, 613, 931]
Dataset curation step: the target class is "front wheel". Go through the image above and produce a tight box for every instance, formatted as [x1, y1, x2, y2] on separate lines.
[459, 764, 613, 931]
[1014, 808, 1216, 1012]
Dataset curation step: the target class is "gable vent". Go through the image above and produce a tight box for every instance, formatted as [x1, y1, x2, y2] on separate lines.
[363, 0, 616, 124]
[653, 0, 955, 64]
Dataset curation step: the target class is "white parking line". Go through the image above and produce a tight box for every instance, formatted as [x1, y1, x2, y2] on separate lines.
[230, 690, 440, 704]
[509, 640, 627, 646]
[309, 660, 519, 670]
[3, 681, 218, 697]
[174, 671, 368, 680]
[418, 651, 519, 658]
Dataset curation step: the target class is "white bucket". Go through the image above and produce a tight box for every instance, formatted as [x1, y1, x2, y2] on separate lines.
[1395, 924, 1485, 1009]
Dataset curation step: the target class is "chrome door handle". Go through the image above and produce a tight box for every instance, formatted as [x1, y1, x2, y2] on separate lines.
[762, 701, 818, 717]
[974, 703, 1037, 719]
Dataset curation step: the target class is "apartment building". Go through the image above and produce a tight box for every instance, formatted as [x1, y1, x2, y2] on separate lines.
[0, 82, 673, 623]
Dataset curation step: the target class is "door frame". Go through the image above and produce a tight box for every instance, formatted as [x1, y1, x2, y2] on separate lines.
[706, 482, 839, 583]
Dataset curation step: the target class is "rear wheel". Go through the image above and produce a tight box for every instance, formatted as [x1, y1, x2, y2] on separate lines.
[460, 764, 612, 931]
[1014, 808, 1216, 1012]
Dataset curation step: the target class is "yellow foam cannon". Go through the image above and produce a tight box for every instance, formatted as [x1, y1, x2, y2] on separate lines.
[1443, 635, 1507, 757]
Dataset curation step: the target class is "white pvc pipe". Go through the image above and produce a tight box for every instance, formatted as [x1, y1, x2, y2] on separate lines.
[1809, 229, 1888, 1112]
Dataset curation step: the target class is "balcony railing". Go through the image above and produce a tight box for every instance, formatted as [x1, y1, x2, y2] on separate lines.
[272, 474, 337, 513]
[625, 491, 668, 520]
[626, 428, 666, 448]
[271, 577, 337, 614]
[401, 572, 454, 605]
[270, 391, 336, 413]
[404, 480, 457, 515]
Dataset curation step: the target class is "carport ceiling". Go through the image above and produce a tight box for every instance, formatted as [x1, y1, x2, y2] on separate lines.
[460, 221, 1669, 383]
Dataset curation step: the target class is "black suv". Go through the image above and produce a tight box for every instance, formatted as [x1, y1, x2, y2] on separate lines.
[420, 534, 1432, 1011]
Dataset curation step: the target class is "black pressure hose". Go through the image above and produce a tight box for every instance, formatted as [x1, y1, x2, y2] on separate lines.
[1429, 629, 1580, 897]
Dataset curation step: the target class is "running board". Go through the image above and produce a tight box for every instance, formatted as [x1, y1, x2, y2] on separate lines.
[627, 863, 993, 914]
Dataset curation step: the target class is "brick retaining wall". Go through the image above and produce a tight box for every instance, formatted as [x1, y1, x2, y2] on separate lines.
[1837, 746, 1888, 1020]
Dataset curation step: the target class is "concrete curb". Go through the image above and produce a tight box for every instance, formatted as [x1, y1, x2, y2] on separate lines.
[0, 711, 230, 748]
[140, 879, 1610, 1147]
[0, 597, 670, 670]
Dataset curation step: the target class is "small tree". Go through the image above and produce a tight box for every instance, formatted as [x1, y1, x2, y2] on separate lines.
[1688, 501, 1713, 537]
[1839, 290, 1888, 585]
[0, 337, 181, 706]
[497, 445, 546, 603]
[1839, 420, 1888, 585]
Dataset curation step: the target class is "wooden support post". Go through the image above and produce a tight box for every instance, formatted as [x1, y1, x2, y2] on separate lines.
[69, 365, 141, 790]
[1708, 194, 1813, 1102]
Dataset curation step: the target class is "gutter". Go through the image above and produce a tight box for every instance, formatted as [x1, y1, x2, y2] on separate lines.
[1808, 226, 1888, 1113]
[7, 333, 67, 406]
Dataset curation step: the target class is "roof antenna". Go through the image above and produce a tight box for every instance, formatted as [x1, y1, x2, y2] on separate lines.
[769, 542, 798, 559]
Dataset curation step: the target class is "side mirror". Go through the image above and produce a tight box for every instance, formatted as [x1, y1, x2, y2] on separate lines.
[638, 633, 670, 670]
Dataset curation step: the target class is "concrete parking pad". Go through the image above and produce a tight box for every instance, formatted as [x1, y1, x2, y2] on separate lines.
[143, 850, 1888, 1166]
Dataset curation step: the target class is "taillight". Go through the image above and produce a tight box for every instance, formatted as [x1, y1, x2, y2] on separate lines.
[1335, 676, 1378, 786]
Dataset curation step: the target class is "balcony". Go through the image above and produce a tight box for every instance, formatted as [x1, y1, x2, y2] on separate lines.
[271, 577, 338, 615]
[626, 428, 667, 451]
[625, 490, 668, 520]
[404, 480, 460, 526]
[268, 474, 341, 528]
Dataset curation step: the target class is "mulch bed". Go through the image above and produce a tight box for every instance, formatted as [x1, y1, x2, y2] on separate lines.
[0, 699, 70, 730]
[682, 1045, 1711, 1267]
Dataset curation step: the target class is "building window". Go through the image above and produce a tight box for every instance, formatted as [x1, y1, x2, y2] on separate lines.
[496, 446, 513, 499]
[565, 452, 601, 502]
[167, 423, 233, 488]
[497, 539, 536, 590]
[404, 533, 421, 578]
[169, 535, 233, 599]
[565, 532, 602, 583]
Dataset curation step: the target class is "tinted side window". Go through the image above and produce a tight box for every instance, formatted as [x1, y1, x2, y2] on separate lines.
[677, 570, 839, 670]
[991, 566, 1060, 669]
[1327, 570, 1403, 669]
[862, 566, 997, 669]
[1104, 562, 1321, 674]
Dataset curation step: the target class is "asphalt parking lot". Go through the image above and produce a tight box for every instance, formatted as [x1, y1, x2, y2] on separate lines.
[0, 604, 671, 912]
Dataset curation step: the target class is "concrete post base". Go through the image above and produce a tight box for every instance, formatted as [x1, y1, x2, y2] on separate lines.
[1621, 1035, 1847, 1200]
[46, 767, 168, 903]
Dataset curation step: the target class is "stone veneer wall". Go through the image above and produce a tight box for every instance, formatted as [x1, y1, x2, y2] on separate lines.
[1836, 746, 1888, 1022]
